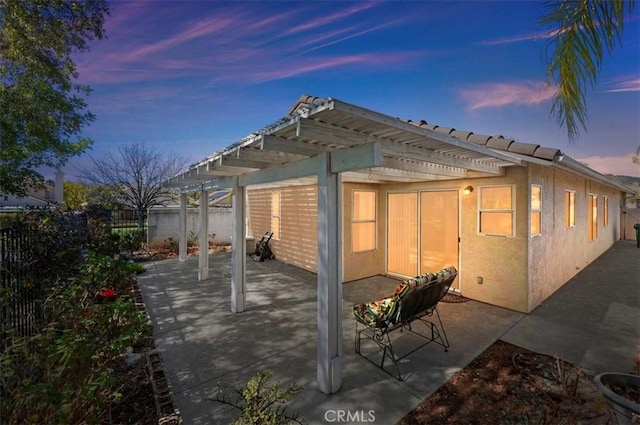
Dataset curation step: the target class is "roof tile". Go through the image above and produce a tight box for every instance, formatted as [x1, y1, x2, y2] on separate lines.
[450, 130, 473, 140]
[508, 142, 540, 156]
[435, 126, 455, 135]
[467, 133, 492, 145]
[486, 137, 514, 150]
[533, 147, 561, 160]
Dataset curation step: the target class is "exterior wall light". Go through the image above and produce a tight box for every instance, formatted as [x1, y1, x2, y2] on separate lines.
[463, 185, 474, 196]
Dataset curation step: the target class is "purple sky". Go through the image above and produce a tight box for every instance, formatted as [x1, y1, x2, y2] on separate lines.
[60, 0, 640, 180]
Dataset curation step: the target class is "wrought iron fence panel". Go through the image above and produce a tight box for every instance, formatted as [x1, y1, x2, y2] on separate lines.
[1, 226, 44, 347]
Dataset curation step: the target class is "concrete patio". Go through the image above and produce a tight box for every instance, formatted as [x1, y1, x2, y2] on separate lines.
[137, 240, 639, 424]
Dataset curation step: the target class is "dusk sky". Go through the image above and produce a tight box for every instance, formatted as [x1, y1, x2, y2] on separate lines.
[61, 0, 640, 180]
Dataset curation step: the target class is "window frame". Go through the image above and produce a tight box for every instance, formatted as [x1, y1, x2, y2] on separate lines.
[603, 195, 609, 227]
[351, 190, 377, 253]
[564, 190, 576, 228]
[477, 185, 516, 237]
[530, 184, 542, 237]
[588, 193, 598, 242]
[271, 191, 281, 240]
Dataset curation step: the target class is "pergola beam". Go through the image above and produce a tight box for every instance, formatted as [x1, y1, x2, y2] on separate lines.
[235, 146, 306, 164]
[329, 99, 522, 165]
[260, 134, 327, 156]
[231, 177, 246, 313]
[297, 117, 507, 175]
[219, 155, 271, 169]
[198, 188, 209, 281]
[381, 157, 469, 178]
[316, 152, 342, 395]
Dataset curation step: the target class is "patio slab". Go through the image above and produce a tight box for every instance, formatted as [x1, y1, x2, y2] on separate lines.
[502, 240, 640, 374]
[137, 240, 639, 424]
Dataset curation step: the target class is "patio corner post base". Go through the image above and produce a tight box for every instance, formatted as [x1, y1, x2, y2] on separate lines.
[178, 192, 188, 262]
[317, 152, 343, 395]
[198, 188, 209, 281]
[231, 180, 246, 313]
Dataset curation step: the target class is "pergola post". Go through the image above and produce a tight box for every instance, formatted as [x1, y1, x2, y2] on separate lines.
[178, 192, 188, 262]
[316, 152, 343, 394]
[198, 188, 209, 281]
[231, 181, 246, 313]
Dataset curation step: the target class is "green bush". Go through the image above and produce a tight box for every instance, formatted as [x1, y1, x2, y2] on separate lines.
[212, 371, 304, 425]
[0, 212, 151, 423]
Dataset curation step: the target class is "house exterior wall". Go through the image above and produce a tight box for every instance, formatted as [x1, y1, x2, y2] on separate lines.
[247, 185, 318, 272]
[380, 166, 530, 312]
[527, 164, 622, 311]
[342, 183, 386, 282]
[245, 165, 623, 314]
[147, 207, 232, 245]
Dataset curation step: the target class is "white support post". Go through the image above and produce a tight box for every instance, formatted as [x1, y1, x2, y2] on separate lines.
[198, 189, 209, 281]
[316, 152, 343, 394]
[231, 181, 246, 313]
[179, 192, 188, 262]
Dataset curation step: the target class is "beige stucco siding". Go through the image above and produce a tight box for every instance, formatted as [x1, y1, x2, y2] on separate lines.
[247, 185, 318, 272]
[381, 166, 529, 312]
[342, 183, 386, 282]
[527, 164, 622, 310]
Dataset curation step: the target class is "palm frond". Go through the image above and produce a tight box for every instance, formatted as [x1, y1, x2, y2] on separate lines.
[540, 0, 634, 142]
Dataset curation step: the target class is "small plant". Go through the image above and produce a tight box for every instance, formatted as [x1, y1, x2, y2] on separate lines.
[165, 237, 179, 253]
[211, 371, 304, 425]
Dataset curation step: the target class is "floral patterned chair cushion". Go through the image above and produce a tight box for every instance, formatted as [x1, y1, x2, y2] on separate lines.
[353, 266, 457, 328]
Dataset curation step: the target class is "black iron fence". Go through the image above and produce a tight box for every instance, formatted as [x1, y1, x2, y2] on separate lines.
[0, 208, 149, 349]
[110, 209, 147, 243]
[0, 226, 45, 343]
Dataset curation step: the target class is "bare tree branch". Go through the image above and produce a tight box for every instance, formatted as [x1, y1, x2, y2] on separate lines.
[79, 143, 189, 227]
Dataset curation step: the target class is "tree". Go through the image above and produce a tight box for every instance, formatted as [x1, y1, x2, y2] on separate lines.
[63, 180, 87, 211]
[0, 0, 109, 196]
[78, 143, 188, 228]
[540, 0, 636, 142]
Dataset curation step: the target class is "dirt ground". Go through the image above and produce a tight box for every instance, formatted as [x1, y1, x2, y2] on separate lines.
[398, 340, 634, 425]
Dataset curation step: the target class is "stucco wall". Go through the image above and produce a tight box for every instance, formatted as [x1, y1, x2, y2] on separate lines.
[380, 167, 530, 312]
[147, 207, 232, 245]
[527, 164, 622, 311]
[342, 183, 386, 282]
[247, 185, 318, 272]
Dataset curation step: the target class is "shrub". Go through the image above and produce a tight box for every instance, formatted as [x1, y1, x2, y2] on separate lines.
[0, 215, 151, 423]
[212, 371, 304, 425]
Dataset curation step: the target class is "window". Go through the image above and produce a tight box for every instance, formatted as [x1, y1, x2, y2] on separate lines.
[588, 194, 598, 241]
[603, 196, 608, 227]
[531, 185, 541, 236]
[271, 192, 281, 239]
[352, 190, 376, 252]
[479, 185, 515, 236]
[564, 191, 575, 228]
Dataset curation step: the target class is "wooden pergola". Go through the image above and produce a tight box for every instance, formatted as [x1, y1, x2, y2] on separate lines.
[163, 95, 521, 394]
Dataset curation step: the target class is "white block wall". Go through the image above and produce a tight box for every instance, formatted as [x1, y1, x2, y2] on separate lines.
[147, 207, 232, 245]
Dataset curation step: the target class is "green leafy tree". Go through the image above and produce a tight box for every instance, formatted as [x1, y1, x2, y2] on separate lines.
[0, 0, 109, 196]
[63, 180, 87, 210]
[85, 183, 125, 211]
[79, 143, 188, 228]
[540, 0, 636, 142]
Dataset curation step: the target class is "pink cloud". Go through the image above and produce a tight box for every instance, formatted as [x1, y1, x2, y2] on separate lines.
[573, 153, 640, 176]
[281, 2, 377, 37]
[298, 20, 403, 55]
[460, 81, 558, 110]
[478, 29, 560, 46]
[606, 75, 640, 93]
[225, 51, 429, 84]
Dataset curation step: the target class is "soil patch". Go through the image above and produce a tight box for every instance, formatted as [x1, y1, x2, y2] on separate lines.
[399, 340, 612, 425]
